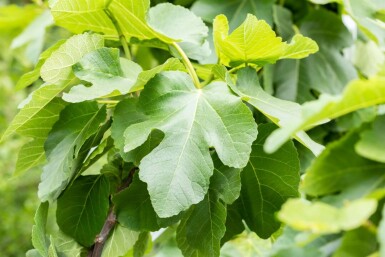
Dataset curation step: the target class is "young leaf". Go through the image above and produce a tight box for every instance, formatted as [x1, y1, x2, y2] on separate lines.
[101, 225, 139, 257]
[14, 98, 66, 175]
[147, 3, 210, 61]
[123, 71, 258, 218]
[302, 131, 385, 196]
[38, 102, 107, 202]
[356, 115, 385, 163]
[213, 14, 318, 66]
[176, 190, 226, 257]
[62, 47, 142, 103]
[237, 123, 300, 239]
[32, 202, 49, 257]
[56, 175, 110, 247]
[265, 74, 385, 153]
[113, 174, 160, 232]
[41, 33, 104, 84]
[278, 199, 377, 234]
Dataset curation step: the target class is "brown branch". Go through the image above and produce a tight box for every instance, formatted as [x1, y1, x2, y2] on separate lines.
[88, 168, 137, 257]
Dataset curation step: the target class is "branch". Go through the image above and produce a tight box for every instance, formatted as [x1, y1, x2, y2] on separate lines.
[88, 168, 137, 257]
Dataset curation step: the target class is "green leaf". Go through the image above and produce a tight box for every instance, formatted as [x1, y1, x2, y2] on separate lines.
[62, 47, 142, 102]
[26, 249, 43, 257]
[210, 154, 241, 205]
[333, 227, 377, 257]
[213, 14, 318, 66]
[356, 115, 385, 163]
[378, 206, 385, 257]
[232, 67, 324, 155]
[50, 0, 172, 42]
[176, 190, 227, 257]
[14, 98, 66, 175]
[352, 40, 385, 78]
[102, 225, 139, 257]
[123, 71, 258, 217]
[32, 202, 49, 257]
[41, 33, 104, 84]
[278, 198, 377, 234]
[38, 102, 107, 202]
[113, 174, 160, 232]
[265, 74, 385, 153]
[56, 175, 110, 247]
[132, 232, 152, 257]
[273, 5, 295, 41]
[237, 123, 300, 239]
[15, 39, 66, 90]
[302, 131, 385, 196]
[192, 0, 275, 28]
[51, 231, 86, 257]
[147, 3, 210, 61]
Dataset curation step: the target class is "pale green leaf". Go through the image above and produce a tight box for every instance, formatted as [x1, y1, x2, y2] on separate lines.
[32, 202, 49, 257]
[51, 0, 171, 42]
[52, 231, 86, 257]
[38, 102, 107, 202]
[123, 71, 258, 218]
[56, 175, 110, 247]
[41, 33, 104, 84]
[308, 0, 342, 3]
[15, 39, 66, 90]
[265, 75, 385, 153]
[147, 3, 210, 61]
[213, 14, 318, 66]
[48, 237, 59, 257]
[102, 225, 139, 257]
[356, 115, 385, 163]
[219, 66, 324, 155]
[302, 131, 385, 196]
[278, 198, 377, 234]
[237, 123, 300, 239]
[352, 40, 385, 78]
[26, 249, 43, 257]
[176, 190, 226, 257]
[62, 47, 142, 102]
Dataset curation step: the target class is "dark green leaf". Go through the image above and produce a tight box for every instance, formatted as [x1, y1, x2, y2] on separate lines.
[56, 175, 110, 247]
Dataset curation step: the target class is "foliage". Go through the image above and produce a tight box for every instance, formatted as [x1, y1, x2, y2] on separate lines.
[2, 0, 385, 257]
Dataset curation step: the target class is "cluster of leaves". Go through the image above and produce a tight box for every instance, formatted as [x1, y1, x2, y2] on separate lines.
[2, 0, 385, 256]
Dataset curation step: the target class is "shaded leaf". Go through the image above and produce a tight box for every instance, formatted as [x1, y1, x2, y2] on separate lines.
[237, 123, 300, 238]
[333, 227, 377, 257]
[38, 102, 107, 202]
[32, 202, 49, 257]
[56, 175, 110, 247]
[123, 71, 258, 218]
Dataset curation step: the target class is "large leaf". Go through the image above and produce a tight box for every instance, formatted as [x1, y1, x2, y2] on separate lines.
[265, 74, 385, 153]
[41, 33, 104, 84]
[51, 0, 171, 42]
[147, 3, 210, 61]
[38, 102, 107, 202]
[213, 14, 318, 66]
[123, 71, 258, 218]
[101, 225, 139, 257]
[56, 175, 110, 247]
[192, 0, 275, 28]
[15, 98, 66, 175]
[302, 131, 385, 196]
[278, 198, 377, 234]
[237, 123, 300, 238]
[355, 115, 385, 163]
[176, 190, 227, 257]
[62, 47, 142, 102]
[333, 227, 377, 257]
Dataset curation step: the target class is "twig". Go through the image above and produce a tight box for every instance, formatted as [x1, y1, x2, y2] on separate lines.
[88, 168, 137, 257]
